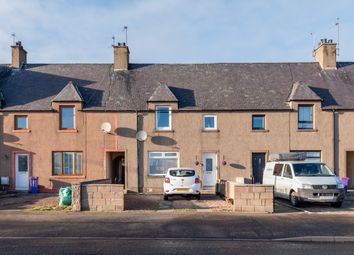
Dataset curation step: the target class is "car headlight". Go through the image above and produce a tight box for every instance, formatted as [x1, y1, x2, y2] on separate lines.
[302, 184, 312, 189]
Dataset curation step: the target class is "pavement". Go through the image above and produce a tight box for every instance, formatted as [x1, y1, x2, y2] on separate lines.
[1, 193, 354, 254]
[0, 210, 354, 254]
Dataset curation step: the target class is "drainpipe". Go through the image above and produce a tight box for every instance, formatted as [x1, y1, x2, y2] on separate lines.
[333, 110, 338, 175]
[136, 111, 144, 193]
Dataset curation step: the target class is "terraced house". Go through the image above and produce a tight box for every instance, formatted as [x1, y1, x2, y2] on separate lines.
[1, 39, 354, 193]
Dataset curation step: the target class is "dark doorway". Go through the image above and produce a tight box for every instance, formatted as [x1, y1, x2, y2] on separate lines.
[107, 152, 125, 186]
[252, 153, 266, 184]
[346, 151, 354, 189]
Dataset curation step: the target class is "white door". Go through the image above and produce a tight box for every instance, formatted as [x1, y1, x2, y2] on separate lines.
[202, 153, 217, 186]
[15, 154, 29, 191]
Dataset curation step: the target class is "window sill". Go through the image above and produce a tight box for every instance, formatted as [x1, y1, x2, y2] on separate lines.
[202, 129, 220, 133]
[12, 129, 31, 133]
[50, 175, 86, 179]
[251, 129, 269, 133]
[57, 129, 78, 133]
[154, 129, 174, 133]
[147, 175, 165, 178]
[297, 129, 318, 132]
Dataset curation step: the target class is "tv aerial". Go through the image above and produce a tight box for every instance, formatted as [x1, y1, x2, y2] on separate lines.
[100, 122, 112, 134]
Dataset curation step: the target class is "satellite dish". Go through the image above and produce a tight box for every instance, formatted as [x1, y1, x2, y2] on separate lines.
[136, 130, 148, 142]
[100, 122, 112, 133]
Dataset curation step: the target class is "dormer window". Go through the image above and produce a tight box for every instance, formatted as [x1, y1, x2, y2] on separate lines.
[156, 106, 171, 130]
[298, 105, 313, 129]
[60, 106, 75, 129]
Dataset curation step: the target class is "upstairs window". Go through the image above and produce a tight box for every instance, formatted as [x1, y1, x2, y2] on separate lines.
[156, 106, 171, 130]
[203, 115, 217, 130]
[15, 115, 28, 130]
[53, 151, 82, 176]
[298, 105, 313, 129]
[252, 115, 265, 130]
[60, 106, 75, 129]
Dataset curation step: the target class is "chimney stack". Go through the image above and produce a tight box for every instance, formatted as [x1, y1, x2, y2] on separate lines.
[313, 38, 337, 70]
[113, 42, 129, 71]
[11, 41, 27, 68]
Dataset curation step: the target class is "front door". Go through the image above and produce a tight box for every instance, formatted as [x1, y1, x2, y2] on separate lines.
[252, 153, 266, 184]
[15, 154, 29, 191]
[347, 151, 354, 189]
[202, 153, 217, 186]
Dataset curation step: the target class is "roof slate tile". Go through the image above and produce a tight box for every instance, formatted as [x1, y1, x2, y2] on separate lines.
[1, 62, 354, 111]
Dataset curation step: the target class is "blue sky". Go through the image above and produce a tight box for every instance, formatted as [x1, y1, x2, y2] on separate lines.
[0, 0, 353, 64]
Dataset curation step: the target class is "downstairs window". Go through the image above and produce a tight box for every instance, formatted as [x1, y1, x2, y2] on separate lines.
[53, 151, 83, 176]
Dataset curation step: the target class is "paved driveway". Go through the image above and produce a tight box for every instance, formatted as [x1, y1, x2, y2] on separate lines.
[275, 196, 354, 214]
[124, 194, 232, 212]
[0, 193, 59, 210]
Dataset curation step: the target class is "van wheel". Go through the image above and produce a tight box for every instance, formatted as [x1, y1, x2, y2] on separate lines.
[290, 191, 300, 207]
[330, 202, 342, 208]
[164, 195, 168, 201]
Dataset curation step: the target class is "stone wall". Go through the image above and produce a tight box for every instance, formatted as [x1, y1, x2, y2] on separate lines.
[233, 185, 274, 213]
[72, 182, 124, 212]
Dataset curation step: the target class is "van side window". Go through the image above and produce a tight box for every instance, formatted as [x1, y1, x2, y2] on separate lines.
[273, 164, 283, 176]
[283, 164, 293, 179]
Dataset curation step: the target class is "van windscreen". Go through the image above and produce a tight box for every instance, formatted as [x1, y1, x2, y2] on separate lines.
[169, 169, 195, 177]
[292, 163, 334, 177]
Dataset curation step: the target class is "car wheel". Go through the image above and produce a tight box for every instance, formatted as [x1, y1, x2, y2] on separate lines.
[290, 191, 300, 207]
[164, 195, 168, 201]
[330, 202, 342, 208]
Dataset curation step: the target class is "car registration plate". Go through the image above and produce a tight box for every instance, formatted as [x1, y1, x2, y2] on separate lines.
[320, 193, 334, 199]
[175, 188, 189, 192]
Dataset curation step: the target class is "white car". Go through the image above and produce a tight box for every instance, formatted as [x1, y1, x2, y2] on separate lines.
[163, 168, 201, 200]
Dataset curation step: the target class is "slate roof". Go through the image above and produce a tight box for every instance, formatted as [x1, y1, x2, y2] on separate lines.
[52, 81, 84, 102]
[288, 81, 322, 101]
[1, 62, 354, 111]
[148, 83, 178, 102]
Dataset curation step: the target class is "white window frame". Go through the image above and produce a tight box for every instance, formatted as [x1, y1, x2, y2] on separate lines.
[155, 106, 172, 131]
[203, 115, 217, 130]
[148, 151, 180, 176]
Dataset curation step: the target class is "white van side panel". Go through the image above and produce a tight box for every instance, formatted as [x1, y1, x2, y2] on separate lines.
[262, 162, 276, 185]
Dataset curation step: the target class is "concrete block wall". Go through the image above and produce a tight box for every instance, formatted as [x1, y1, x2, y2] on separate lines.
[72, 183, 124, 212]
[233, 185, 274, 213]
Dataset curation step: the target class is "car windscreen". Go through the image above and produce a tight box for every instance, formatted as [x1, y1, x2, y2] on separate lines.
[169, 169, 195, 177]
[292, 163, 335, 177]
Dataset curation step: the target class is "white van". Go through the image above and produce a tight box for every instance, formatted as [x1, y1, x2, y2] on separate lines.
[263, 153, 345, 207]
